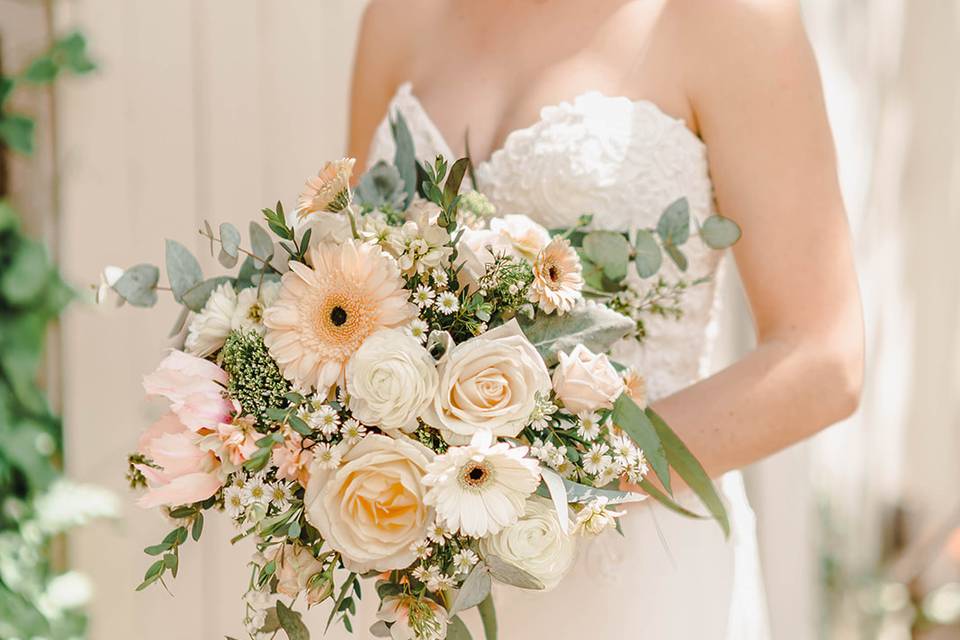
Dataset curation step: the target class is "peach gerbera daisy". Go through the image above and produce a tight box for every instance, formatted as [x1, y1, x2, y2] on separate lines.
[529, 237, 584, 315]
[263, 240, 416, 394]
[296, 158, 356, 219]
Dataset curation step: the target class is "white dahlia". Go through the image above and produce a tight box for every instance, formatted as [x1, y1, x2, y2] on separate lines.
[422, 431, 540, 538]
[263, 240, 417, 394]
[184, 282, 237, 357]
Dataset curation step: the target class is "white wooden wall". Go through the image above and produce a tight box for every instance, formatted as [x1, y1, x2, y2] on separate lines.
[54, 2, 365, 638]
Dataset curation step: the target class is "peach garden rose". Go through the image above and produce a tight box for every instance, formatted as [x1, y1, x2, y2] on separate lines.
[303, 434, 434, 572]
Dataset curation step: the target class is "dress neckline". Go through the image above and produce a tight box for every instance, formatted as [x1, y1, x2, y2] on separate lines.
[390, 81, 706, 169]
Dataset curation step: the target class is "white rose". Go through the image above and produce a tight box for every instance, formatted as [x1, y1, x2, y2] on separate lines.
[303, 434, 433, 572]
[422, 319, 551, 444]
[345, 329, 438, 433]
[480, 496, 577, 590]
[489, 214, 551, 262]
[552, 344, 625, 415]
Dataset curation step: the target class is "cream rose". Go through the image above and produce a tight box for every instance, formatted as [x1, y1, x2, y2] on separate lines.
[480, 496, 577, 590]
[273, 543, 330, 604]
[303, 434, 433, 572]
[345, 329, 438, 434]
[422, 320, 551, 444]
[552, 344, 625, 414]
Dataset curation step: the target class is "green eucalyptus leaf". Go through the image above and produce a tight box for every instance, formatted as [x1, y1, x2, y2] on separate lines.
[165, 239, 203, 302]
[219, 222, 241, 257]
[450, 563, 492, 614]
[582, 231, 631, 281]
[391, 112, 417, 208]
[484, 555, 544, 590]
[0, 113, 35, 154]
[478, 594, 498, 640]
[700, 215, 742, 249]
[633, 229, 662, 278]
[612, 394, 670, 493]
[369, 621, 391, 638]
[664, 243, 688, 271]
[249, 222, 274, 263]
[518, 305, 634, 367]
[354, 161, 406, 210]
[0, 77, 14, 105]
[181, 276, 233, 312]
[447, 615, 474, 640]
[656, 198, 690, 246]
[53, 32, 96, 74]
[113, 264, 159, 307]
[276, 601, 310, 640]
[646, 408, 730, 537]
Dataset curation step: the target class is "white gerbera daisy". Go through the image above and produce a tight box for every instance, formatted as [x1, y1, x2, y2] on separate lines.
[185, 282, 237, 356]
[407, 318, 430, 344]
[412, 285, 436, 309]
[224, 486, 245, 519]
[451, 549, 478, 575]
[582, 443, 612, 476]
[423, 431, 541, 537]
[435, 292, 459, 315]
[313, 443, 342, 469]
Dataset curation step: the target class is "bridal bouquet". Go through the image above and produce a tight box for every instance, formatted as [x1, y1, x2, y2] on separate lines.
[107, 114, 740, 640]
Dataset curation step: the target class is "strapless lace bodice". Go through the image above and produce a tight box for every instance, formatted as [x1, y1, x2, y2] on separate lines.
[367, 83, 723, 402]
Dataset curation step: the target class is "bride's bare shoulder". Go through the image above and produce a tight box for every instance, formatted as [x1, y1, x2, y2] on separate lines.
[669, 0, 805, 52]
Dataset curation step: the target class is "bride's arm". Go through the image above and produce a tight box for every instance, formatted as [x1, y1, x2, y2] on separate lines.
[653, 1, 864, 476]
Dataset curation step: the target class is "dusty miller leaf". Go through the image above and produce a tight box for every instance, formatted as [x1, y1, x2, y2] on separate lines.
[518, 303, 634, 367]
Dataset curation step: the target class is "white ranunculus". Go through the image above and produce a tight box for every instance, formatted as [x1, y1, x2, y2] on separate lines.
[345, 328, 438, 433]
[303, 434, 433, 573]
[489, 214, 552, 262]
[552, 344, 625, 414]
[422, 319, 551, 444]
[480, 496, 577, 590]
[232, 281, 281, 334]
[184, 282, 237, 357]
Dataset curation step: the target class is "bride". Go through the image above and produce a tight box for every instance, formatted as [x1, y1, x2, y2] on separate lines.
[344, 0, 863, 637]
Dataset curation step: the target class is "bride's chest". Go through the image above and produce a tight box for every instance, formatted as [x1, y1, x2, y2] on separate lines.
[473, 92, 716, 232]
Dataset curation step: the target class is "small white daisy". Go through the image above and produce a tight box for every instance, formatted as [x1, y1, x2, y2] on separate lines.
[583, 443, 613, 476]
[424, 565, 444, 591]
[451, 549, 479, 575]
[340, 418, 366, 445]
[412, 284, 436, 309]
[312, 405, 340, 437]
[410, 539, 433, 560]
[224, 486, 245, 519]
[434, 574, 456, 590]
[435, 291, 459, 315]
[431, 269, 449, 288]
[555, 458, 576, 479]
[609, 434, 638, 465]
[268, 482, 292, 511]
[426, 522, 450, 545]
[594, 463, 621, 488]
[232, 475, 247, 490]
[241, 477, 269, 506]
[313, 443, 342, 469]
[577, 412, 602, 441]
[407, 318, 429, 344]
[411, 565, 430, 582]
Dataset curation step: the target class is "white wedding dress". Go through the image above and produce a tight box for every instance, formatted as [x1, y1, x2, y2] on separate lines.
[363, 83, 770, 639]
